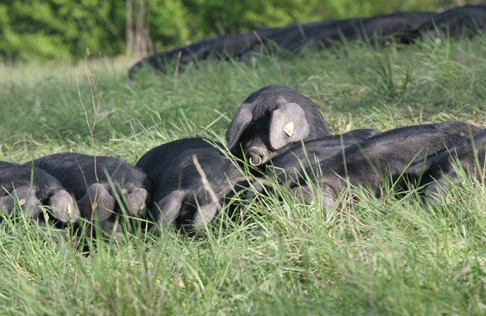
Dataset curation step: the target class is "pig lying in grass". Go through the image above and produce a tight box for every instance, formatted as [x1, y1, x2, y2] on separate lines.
[286, 121, 480, 208]
[0, 161, 77, 224]
[227, 85, 330, 169]
[248, 128, 382, 199]
[407, 127, 486, 206]
[136, 138, 248, 234]
[28, 153, 152, 235]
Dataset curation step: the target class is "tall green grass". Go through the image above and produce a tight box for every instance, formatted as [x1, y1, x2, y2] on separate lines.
[1, 34, 486, 315]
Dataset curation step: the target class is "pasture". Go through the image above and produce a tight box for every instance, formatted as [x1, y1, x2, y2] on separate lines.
[1, 34, 486, 315]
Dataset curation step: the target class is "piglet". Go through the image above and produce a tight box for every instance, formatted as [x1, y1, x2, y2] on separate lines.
[0, 161, 77, 224]
[289, 121, 481, 208]
[28, 153, 152, 234]
[227, 85, 330, 169]
[407, 127, 486, 206]
[248, 128, 381, 199]
[136, 138, 248, 234]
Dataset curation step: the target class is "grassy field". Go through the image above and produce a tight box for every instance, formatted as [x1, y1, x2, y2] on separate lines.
[1, 34, 486, 315]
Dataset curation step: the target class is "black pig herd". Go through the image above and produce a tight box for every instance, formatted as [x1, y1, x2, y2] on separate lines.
[1, 85, 485, 238]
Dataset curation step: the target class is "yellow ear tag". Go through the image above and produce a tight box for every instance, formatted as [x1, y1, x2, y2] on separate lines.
[67, 203, 72, 214]
[284, 122, 294, 137]
[19, 199, 26, 206]
[92, 202, 98, 210]
[139, 204, 147, 218]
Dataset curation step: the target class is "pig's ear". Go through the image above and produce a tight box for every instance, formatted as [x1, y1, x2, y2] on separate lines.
[269, 102, 310, 150]
[193, 202, 219, 230]
[227, 103, 254, 151]
[125, 186, 149, 218]
[76, 183, 115, 221]
[49, 189, 78, 224]
[155, 190, 186, 226]
[0, 194, 15, 215]
[13, 186, 43, 218]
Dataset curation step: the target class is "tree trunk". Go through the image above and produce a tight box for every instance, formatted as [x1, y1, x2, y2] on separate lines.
[126, 0, 134, 57]
[127, 0, 153, 58]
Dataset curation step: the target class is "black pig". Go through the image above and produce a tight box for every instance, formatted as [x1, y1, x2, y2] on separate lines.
[407, 128, 486, 205]
[135, 138, 248, 233]
[288, 121, 480, 208]
[249, 129, 381, 198]
[0, 161, 77, 223]
[28, 153, 152, 234]
[227, 85, 329, 169]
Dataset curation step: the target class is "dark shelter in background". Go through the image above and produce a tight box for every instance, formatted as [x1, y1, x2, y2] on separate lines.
[129, 5, 486, 78]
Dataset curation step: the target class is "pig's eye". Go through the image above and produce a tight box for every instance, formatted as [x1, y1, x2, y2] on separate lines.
[249, 155, 262, 166]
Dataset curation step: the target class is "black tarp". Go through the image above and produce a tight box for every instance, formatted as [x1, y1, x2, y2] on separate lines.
[129, 4, 486, 78]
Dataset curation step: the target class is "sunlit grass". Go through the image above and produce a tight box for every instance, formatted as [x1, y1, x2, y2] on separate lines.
[1, 34, 486, 314]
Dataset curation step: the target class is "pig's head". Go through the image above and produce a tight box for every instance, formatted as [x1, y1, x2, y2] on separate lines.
[227, 85, 329, 168]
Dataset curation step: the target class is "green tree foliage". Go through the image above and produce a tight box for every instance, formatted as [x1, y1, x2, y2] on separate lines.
[145, 0, 191, 52]
[181, 0, 325, 38]
[0, 0, 481, 61]
[324, 0, 436, 19]
[0, 0, 125, 61]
